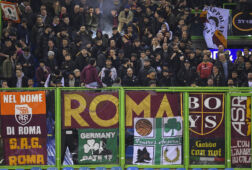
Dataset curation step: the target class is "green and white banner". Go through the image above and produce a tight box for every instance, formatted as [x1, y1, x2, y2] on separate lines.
[133, 117, 183, 165]
[78, 129, 118, 164]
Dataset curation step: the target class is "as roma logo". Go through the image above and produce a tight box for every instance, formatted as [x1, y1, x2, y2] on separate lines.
[189, 93, 224, 136]
[15, 104, 32, 125]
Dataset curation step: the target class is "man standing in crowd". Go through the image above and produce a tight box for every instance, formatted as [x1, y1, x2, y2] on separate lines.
[9, 69, 28, 88]
[80, 58, 103, 88]
[118, 5, 133, 32]
[197, 55, 213, 86]
[214, 52, 234, 83]
[36, 60, 50, 87]
[243, 72, 252, 87]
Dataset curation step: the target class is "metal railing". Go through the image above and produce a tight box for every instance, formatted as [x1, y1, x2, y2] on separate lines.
[0, 87, 251, 169]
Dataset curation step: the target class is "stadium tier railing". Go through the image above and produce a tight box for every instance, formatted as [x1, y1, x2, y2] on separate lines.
[0, 87, 251, 169]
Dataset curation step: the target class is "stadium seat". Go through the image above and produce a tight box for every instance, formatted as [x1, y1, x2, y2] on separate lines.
[79, 168, 91, 170]
[31, 168, 42, 170]
[127, 167, 139, 170]
[111, 167, 122, 170]
[47, 168, 58, 170]
[125, 145, 133, 158]
[95, 167, 106, 170]
[62, 167, 74, 170]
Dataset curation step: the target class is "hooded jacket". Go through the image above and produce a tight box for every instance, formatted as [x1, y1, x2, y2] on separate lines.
[80, 64, 102, 86]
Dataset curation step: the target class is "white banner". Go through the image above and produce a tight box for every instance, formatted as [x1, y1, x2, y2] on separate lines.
[202, 6, 229, 49]
[132, 117, 182, 165]
[0, 2, 20, 23]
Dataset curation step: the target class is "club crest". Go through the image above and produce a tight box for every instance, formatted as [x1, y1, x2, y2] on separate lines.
[15, 104, 32, 125]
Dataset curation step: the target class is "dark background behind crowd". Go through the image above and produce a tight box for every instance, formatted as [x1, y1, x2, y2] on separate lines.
[0, 0, 252, 88]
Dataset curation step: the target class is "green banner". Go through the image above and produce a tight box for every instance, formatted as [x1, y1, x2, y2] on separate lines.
[133, 117, 182, 165]
[78, 129, 118, 164]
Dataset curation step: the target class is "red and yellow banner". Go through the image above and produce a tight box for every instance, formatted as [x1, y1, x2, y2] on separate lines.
[231, 96, 251, 168]
[62, 91, 119, 129]
[4, 137, 47, 165]
[0, 91, 47, 165]
[125, 91, 182, 128]
[189, 93, 225, 164]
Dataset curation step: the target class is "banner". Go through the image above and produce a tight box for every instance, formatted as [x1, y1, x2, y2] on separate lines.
[232, 11, 252, 35]
[133, 117, 182, 165]
[0, 119, 3, 165]
[209, 49, 252, 62]
[1, 115, 46, 138]
[201, 6, 229, 49]
[126, 92, 182, 128]
[4, 137, 47, 165]
[0, 91, 47, 165]
[231, 96, 251, 168]
[189, 93, 225, 164]
[61, 91, 119, 129]
[0, 1, 20, 23]
[78, 129, 118, 164]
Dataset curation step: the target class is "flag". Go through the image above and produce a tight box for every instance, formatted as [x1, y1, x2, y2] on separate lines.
[0, 1, 20, 23]
[133, 117, 182, 165]
[0, 91, 47, 165]
[201, 6, 229, 49]
[78, 129, 118, 164]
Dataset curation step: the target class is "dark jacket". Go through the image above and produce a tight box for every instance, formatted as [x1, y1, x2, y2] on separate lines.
[138, 66, 155, 86]
[211, 73, 225, 86]
[122, 75, 139, 86]
[9, 75, 28, 88]
[214, 60, 234, 80]
[61, 60, 75, 77]
[70, 12, 84, 31]
[65, 77, 81, 87]
[232, 78, 242, 87]
[177, 66, 197, 86]
[118, 65, 129, 79]
[2, 58, 15, 79]
[17, 24, 30, 44]
[159, 75, 175, 87]
[36, 66, 50, 86]
[75, 53, 88, 71]
[45, 58, 58, 72]
[17, 53, 34, 78]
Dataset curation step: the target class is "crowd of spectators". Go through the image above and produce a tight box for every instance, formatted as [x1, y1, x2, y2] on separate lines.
[0, 0, 252, 88]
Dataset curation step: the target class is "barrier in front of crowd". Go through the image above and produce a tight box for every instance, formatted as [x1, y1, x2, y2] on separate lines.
[0, 87, 251, 170]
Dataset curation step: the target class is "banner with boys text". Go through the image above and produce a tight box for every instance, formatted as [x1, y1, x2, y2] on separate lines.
[189, 93, 225, 164]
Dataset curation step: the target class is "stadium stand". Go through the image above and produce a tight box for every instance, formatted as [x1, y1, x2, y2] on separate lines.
[0, 0, 251, 88]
